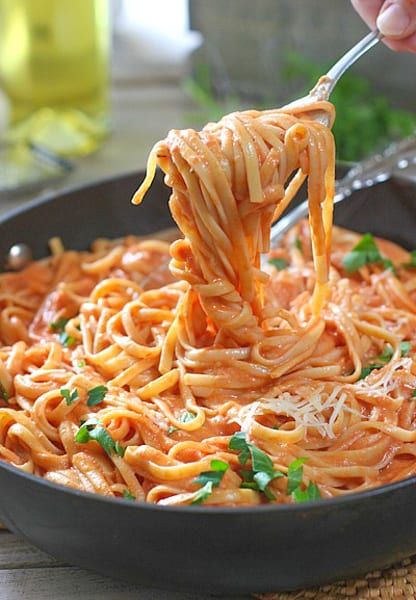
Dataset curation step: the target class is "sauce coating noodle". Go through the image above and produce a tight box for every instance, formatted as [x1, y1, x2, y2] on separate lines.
[1, 102, 416, 505]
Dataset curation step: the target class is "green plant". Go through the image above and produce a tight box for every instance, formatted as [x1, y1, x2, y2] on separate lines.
[283, 52, 416, 162]
[185, 56, 415, 163]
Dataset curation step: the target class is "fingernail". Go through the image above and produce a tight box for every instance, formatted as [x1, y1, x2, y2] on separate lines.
[377, 3, 411, 36]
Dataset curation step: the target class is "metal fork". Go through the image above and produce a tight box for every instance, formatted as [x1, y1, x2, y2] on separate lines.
[282, 30, 383, 126]
[268, 132, 416, 250]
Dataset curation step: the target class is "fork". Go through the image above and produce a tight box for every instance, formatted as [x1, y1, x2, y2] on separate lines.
[268, 132, 416, 250]
[282, 29, 383, 126]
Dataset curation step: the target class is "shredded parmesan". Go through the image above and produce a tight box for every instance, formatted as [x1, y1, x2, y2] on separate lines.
[234, 385, 358, 439]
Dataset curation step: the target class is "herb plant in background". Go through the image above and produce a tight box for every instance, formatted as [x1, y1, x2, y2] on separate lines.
[185, 56, 416, 162]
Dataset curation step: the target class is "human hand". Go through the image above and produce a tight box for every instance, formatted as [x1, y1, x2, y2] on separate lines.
[351, 0, 416, 51]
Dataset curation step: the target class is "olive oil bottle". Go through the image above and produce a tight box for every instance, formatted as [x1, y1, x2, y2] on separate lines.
[0, 0, 110, 156]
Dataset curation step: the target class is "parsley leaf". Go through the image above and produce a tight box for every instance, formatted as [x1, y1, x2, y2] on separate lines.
[50, 317, 69, 332]
[77, 359, 86, 368]
[360, 342, 412, 379]
[400, 341, 411, 356]
[287, 457, 307, 494]
[412, 389, 416, 398]
[179, 410, 196, 423]
[195, 459, 229, 488]
[294, 237, 302, 252]
[191, 481, 213, 505]
[229, 433, 284, 500]
[87, 385, 108, 407]
[404, 250, 416, 269]
[268, 257, 287, 271]
[59, 331, 76, 348]
[75, 417, 124, 457]
[0, 383, 9, 404]
[343, 233, 395, 274]
[122, 489, 136, 501]
[229, 431, 251, 464]
[60, 388, 79, 406]
[292, 481, 321, 503]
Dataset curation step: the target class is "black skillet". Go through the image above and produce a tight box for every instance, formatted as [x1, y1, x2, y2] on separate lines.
[0, 169, 415, 595]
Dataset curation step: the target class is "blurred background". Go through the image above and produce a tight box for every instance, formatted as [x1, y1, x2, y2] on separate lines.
[0, 0, 415, 208]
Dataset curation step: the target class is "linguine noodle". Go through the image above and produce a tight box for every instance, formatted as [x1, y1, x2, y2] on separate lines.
[1, 101, 416, 506]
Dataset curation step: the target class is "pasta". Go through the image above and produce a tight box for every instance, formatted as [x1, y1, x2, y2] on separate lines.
[1, 100, 416, 506]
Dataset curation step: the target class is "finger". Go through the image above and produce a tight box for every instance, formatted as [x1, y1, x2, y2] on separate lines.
[377, 0, 416, 37]
[381, 30, 416, 50]
[351, 0, 384, 28]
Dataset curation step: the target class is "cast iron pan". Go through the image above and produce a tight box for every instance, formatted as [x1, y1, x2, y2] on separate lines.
[0, 170, 415, 595]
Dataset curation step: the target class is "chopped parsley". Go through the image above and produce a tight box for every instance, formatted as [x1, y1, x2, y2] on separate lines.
[229, 432, 284, 500]
[87, 385, 108, 407]
[77, 359, 86, 368]
[0, 383, 9, 404]
[404, 250, 416, 269]
[60, 388, 79, 406]
[294, 237, 302, 252]
[360, 341, 412, 379]
[191, 481, 214, 505]
[287, 458, 321, 503]
[229, 434, 320, 503]
[75, 417, 125, 457]
[50, 317, 69, 332]
[192, 460, 229, 505]
[268, 257, 287, 271]
[412, 389, 416, 398]
[167, 425, 178, 435]
[179, 410, 196, 423]
[122, 489, 136, 501]
[342, 233, 395, 274]
[287, 457, 307, 495]
[59, 331, 76, 348]
[292, 481, 321, 502]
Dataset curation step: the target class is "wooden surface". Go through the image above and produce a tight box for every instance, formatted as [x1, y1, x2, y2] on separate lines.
[0, 528, 250, 600]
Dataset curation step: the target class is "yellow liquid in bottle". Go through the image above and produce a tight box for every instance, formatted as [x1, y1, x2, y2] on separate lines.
[0, 0, 109, 156]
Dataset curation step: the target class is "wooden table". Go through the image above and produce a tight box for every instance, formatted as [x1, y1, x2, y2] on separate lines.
[0, 527, 252, 599]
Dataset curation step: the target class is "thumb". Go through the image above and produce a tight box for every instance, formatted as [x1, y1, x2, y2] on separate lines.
[377, 0, 416, 38]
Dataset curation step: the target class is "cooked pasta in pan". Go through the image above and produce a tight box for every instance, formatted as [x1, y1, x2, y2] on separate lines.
[1, 100, 416, 506]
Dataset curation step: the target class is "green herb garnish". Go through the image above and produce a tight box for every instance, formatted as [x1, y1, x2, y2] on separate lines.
[229, 432, 284, 500]
[195, 459, 229, 488]
[287, 457, 308, 495]
[294, 237, 302, 252]
[122, 490, 136, 501]
[342, 233, 394, 274]
[286, 457, 321, 503]
[0, 383, 9, 404]
[59, 331, 76, 348]
[292, 481, 321, 503]
[191, 481, 214, 505]
[75, 417, 124, 457]
[77, 359, 86, 368]
[360, 341, 411, 379]
[268, 257, 288, 271]
[403, 251, 416, 269]
[179, 410, 196, 423]
[60, 388, 79, 406]
[167, 425, 178, 435]
[50, 317, 69, 332]
[87, 385, 108, 407]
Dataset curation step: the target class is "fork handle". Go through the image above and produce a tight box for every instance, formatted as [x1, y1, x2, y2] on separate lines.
[269, 131, 416, 249]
